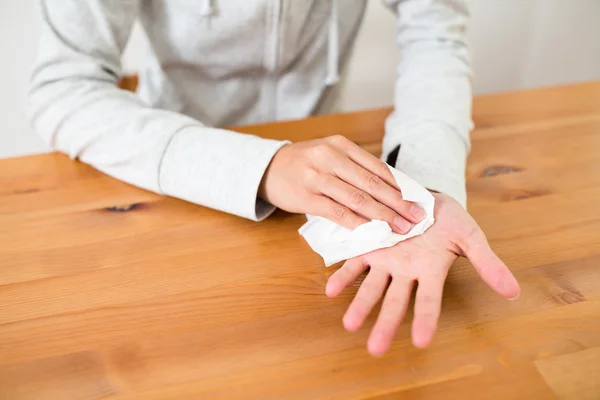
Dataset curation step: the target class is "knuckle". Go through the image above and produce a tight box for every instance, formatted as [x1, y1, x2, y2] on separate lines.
[302, 167, 318, 180]
[302, 168, 320, 187]
[350, 190, 369, 208]
[359, 280, 379, 295]
[418, 311, 437, 322]
[366, 174, 383, 190]
[310, 143, 334, 160]
[331, 205, 349, 221]
[351, 302, 368, 317]
[420, 294, 438, 305]
[327, 134, 348, 147]
[376, 160, 390, 176]
[462, 225, 485, 252]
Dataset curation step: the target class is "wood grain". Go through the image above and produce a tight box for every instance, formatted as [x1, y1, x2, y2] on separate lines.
[2, 82, 600, 399]
[535, 346, 600, 400]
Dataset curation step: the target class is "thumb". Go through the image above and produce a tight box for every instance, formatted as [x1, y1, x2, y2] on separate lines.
[460, 227, 520, 299]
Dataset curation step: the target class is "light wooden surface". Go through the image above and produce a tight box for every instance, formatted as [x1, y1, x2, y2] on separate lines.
[1, 82, 600, 399]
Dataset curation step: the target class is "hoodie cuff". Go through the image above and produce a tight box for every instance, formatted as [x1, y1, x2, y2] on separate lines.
[384, 122, 469, 208]
[159, 125, 290, 221]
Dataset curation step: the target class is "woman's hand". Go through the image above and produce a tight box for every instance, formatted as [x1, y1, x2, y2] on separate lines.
[259, 135, 425, 233]
[326, 192, 521, 356]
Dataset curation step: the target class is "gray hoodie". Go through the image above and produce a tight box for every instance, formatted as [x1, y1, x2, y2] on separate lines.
[28, 0, 472, 220]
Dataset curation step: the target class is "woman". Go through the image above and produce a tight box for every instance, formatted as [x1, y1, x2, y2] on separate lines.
[28, 0, 519, 356]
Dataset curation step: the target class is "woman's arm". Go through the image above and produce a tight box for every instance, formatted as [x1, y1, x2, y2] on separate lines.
[28, 0, 423, 229]
[28, 0, 287, 220]
[383, 0, 473, 207]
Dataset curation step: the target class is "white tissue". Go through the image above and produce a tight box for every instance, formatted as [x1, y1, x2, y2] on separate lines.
[298, 165, 435, 266]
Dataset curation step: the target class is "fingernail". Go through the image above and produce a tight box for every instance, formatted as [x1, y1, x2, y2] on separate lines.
[410, 204, 426, 222]
[508, 292, 520, 301]
[393, 217, 412, 234]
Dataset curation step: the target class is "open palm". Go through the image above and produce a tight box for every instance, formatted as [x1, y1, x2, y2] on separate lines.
[325, 192, 521, 356]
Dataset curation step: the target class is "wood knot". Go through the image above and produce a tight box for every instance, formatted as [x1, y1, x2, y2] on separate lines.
[13, 187, 40, 195]
[558, 291, 585, 305]
[481, 165, 522, 178]
[105, 203, 139, 212]
[505, 189, 551, 201]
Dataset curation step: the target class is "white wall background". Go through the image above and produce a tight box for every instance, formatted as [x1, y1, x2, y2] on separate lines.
[1, 0, 599, 158]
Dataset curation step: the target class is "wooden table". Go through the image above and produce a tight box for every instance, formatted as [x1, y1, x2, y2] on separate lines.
[1, 82, 600, 399]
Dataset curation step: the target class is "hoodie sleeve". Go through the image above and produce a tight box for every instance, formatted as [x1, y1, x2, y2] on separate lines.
[382, 0, 473, 208]
[28, 0, 288, 220]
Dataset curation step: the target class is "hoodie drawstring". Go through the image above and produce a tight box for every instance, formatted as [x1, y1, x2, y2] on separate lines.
[325, 0, 340, 86]
[200, 0, 213, 17]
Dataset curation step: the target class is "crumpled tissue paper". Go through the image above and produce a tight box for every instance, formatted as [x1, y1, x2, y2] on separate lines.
[298, 165, 435, 266]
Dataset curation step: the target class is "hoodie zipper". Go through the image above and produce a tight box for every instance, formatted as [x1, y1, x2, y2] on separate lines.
[264, 0, 281, 122]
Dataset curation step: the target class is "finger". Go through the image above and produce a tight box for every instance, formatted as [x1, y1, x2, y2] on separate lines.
[326, 256, 369, 297]
[460, 227, 520, 300]
[343, 269, 389, 332]
[324, 136, 426, 225]
[309, 195, 369, 230]
[318, 175, 412, 234]
[332, 159, 425, 225]
[411, 270, 448, 348]
[328, 136, 399, 189]
[367, 276, 414, 357]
